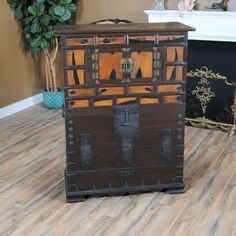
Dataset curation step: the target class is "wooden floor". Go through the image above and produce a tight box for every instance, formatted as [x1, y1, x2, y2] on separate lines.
[0, 105, 236, 236]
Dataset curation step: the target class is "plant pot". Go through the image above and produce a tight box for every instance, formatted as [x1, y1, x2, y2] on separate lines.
[43, 89, 64, 109]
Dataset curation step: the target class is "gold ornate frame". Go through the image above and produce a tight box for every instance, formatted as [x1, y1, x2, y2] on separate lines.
[185, 66, 236, 136]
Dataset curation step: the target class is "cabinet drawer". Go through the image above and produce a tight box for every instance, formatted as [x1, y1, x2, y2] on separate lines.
[117, 97, 137, 105]
[68, 99, 90, 108]
[140, 98, 159, 105]
[66, 37, 94, 46]
[129, 35, 156, 43]
[162, 95, 182, 104]
[98, 87, 124, 96]
[157, 85, 181, 93]
[94, 99, 113, 107]
[97, 37, 124, 45]
[128, 86, 154, 95]
[68, 88, 95, 97]
[159, 35, 185, 42]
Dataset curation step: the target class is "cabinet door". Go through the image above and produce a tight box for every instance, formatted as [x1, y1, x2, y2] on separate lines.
[95, 48, 124, 82]
[129, 46, 163, 82]
[89, 46, 163, 84]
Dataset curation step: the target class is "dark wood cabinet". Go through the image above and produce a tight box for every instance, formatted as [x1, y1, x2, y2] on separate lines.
[56, 23, 195, 202]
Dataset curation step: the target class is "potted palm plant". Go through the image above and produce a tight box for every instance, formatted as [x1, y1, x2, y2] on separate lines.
[7, 0, 78, 109]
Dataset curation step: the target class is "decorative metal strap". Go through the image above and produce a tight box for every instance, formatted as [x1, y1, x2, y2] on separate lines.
[161, 128, 172, 160]
[80, 133, 92, 167]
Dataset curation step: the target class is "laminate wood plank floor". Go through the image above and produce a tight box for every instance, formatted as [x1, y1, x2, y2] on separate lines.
[0, 104, 236, 236]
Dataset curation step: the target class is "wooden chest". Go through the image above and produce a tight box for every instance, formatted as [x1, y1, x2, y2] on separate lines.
[56, 23, 195, 202]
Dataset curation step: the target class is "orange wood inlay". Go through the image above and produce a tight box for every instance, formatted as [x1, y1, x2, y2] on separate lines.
[97, 37, 124, 45]
[140, 98, 159, 104]
[128, 86, 153, 94]
[167, 47, 184, 62]
[68, 88, 94, 97]
[162, 95, 180, 103]
[69, 100, 89, 108]
[157, 85, 180, 93]
[166, 66, 183, 81]
[67, 70, 85, 85]
[129, 35, 156, 42]
[131, 51, 153, 79]
[94, 99, 113, 107]
[66, 50, 84, 65]
[159, 35, 184, 42]
[66, 38, 93, 46]
[117, 97, 137, 104]
[99, 52, 123, 80]
[98, 87, 124, 96]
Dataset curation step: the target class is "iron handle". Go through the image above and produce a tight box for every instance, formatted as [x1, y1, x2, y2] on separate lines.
[123, 109, 131, 126]
[103, 38, 111, 43]
[80, 38, 88, 44]
[99, 88, 107, 94]
[145, 87, 153, 92]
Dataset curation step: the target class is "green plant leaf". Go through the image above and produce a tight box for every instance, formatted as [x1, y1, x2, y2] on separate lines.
[40, 15, 50, 25]
[24, 16, 35, 24]
[14, 4, 23, 20]
[54, 5, 65, 16]
[31, 36, 42, 48]
[40, 39, 49, 49]
[61, 0, 72, 4]
[43, 31, 54, 39]
[28, 5, 38, 16]
[66, 3, 76, 13]
[23, 25, 30, 34]
[7, 0, 77, 52]
[7, 0, 18, 8]
[37, 2, 45, 13]
[30, 20, 41, 33]
[60, 9, 71, 21]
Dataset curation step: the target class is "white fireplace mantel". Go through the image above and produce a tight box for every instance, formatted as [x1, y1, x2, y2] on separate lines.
[144, 10, 236, 42]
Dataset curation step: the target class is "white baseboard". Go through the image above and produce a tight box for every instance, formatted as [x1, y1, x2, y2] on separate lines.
[0, 93, 43, 120]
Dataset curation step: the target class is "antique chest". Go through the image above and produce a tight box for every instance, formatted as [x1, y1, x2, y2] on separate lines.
[56, 23, 195, 202]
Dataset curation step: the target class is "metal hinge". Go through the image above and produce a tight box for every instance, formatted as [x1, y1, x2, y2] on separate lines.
[120, 58, 134, 73]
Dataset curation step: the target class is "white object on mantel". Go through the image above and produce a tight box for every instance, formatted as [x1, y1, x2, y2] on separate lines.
[144, 10, 236, 42]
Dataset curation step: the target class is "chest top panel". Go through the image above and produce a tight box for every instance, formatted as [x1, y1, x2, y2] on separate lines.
[55, 22, 195, 35]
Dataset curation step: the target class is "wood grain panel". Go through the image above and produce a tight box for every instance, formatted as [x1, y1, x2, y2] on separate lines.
[67, 70, 84, 85]
[66, 50, 85, 65]
[131, 51, 153, 79]
[68, 88, 95, 97]
[140, 98, 159, 104]
[99, 52, 123, 80]
[68, 99, 89, 108]
[94, 99, 113, 107]
[166, 66, 184, 81]
[167, 46, 184, 62]
[117, 97, 137, 104]
[158, 84, 180, 93]
[66, 37, 94, 46]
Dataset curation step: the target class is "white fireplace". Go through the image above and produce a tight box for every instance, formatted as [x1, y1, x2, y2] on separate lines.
[144, 10, 236, 42]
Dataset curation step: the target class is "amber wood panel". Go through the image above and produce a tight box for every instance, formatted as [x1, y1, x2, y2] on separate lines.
[166, 66, 184, 81]
[66, 50, 85, 65]
[0, 105, 236, 235]
[67, 70, 85, 85]
[130, 51, 153, 79]
[166, 46, 184, 62]
[99, 52, 123, 80]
